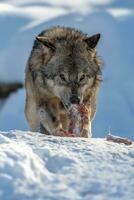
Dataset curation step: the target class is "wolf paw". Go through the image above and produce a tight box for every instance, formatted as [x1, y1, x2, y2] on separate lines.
[53, 129, 66, 137]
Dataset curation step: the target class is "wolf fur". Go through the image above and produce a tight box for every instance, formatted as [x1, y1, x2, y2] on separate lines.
[25, 26, 102, 137]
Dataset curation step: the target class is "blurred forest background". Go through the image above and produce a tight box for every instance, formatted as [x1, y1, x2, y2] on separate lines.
[0, 0, 134, 138]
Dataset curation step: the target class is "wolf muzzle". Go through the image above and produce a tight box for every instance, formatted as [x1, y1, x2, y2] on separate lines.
[69, 94, 80, 104]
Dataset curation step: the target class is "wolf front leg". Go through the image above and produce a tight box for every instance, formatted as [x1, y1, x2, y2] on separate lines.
[38, 104, 67, 136]
[81, 120, 92, 138]
[80, 107, 92, 138]
[25, 91, 39, 132]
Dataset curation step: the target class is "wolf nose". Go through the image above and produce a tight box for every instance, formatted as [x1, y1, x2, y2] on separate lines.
[70, 95, 80, 104]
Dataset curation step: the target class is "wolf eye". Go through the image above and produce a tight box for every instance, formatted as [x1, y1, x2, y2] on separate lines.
[60, 74, 66, 81]
[79, 74, 86, 82]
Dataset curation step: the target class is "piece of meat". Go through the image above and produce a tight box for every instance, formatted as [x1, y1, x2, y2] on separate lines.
[64, 104, 88, 137]
[106, 134, 132, 145]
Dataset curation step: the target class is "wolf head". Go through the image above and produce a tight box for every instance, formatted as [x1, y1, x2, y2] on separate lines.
[36, 29, 102, 106]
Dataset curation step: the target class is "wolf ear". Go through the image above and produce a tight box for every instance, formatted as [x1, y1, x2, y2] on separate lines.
[36, 36, 55, 51]
[84, 33, 101, 49]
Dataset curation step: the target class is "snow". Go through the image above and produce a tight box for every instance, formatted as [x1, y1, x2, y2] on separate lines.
[0, 130, 134, 200]
[0, 3, 68, 30]
[0, 89, 28, 131]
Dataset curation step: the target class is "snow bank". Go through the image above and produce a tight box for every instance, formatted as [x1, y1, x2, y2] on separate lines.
[0, 130, 134, 200]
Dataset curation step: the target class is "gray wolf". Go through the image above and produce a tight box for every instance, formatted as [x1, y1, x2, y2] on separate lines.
[25, 26, 102, 137]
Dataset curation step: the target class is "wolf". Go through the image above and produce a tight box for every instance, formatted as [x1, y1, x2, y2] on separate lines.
[25, 26, 102, 137]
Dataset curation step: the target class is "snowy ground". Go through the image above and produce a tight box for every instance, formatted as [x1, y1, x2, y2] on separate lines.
[0, 130, 134, 200]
